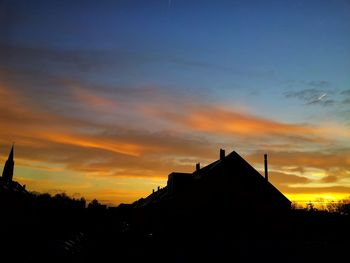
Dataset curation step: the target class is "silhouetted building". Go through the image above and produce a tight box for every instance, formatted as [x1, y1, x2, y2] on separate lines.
[133, 149, 291, 234]
[0, 145, 27, 194]
[2, 145, 14, 185]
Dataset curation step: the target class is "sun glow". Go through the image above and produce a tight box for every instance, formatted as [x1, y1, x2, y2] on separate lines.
[288, 193, 349, 208]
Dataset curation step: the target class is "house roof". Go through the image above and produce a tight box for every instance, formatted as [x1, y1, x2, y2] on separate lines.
[132, 150, 291, 208]
[223, 151, 291, 205]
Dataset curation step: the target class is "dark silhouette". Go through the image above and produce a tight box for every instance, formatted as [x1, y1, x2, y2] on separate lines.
[1, 145, 15, 185]
[126, 149, 293, 262]
[0, 146, 349, 262]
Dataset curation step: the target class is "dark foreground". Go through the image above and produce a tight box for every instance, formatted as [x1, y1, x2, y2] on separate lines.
[1, 204, 349, 263]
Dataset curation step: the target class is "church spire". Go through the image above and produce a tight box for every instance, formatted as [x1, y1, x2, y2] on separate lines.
[2, 145, 14, 184]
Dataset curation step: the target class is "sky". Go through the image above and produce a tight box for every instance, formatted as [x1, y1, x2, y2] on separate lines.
[0, 0, 350, 205]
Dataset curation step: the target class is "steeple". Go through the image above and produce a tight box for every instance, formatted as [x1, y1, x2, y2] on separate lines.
[2, 145, 14, 184]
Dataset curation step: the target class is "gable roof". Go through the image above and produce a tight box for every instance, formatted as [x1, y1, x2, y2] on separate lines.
[223, 151, 291, 205]
[132, 150, 291, 208]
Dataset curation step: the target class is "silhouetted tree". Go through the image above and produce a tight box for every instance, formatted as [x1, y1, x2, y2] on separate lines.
[88, 199, 100, 208]
[337, 197, 350, 216]
[306, 202, 316, 212]
[87, 199, 106, 210]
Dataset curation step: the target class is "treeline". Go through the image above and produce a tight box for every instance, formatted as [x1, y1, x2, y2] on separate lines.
[292, 197, 350, 216]
[0, 187, 122, 263]
[31, 192, 109, 212]
[0, 187, 107, 212]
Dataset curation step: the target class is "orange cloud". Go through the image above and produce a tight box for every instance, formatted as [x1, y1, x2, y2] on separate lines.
[151, 105, 326, 144]
[246, 150, 350, 172]
[41, 132, 142, 157]
[0, 84, 142, 156]
[70, 85, 118, 111]
[187, 107, 312, 136]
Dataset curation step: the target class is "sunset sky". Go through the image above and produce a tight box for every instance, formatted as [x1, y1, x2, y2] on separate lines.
[1, 0, 350, 205]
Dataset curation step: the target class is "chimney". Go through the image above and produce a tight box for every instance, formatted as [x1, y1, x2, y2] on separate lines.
[157, 186, 160, 191]
[152, 189, 155, 193]
[196, 163, 200, 172]
[264, 154, 268, 181]
[220, 149, 225, 160]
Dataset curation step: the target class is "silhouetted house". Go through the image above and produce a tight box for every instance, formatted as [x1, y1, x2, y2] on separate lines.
[133, 149, 291, 234]
[167, 172, 193, 194]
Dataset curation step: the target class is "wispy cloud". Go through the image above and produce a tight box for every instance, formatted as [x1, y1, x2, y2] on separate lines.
[341, 89, 350, 96]
[247, 149, 350, 173]
[69, 85, 118, 111]
[283, 82, 350, 113]
[302, 80, 331, 88]
[284, 88, 334, 106]
[0, 43, 238, 79]
[268, 171, 310, 185]
[149, 104, 348, 147]
[0, 83, 215, 175]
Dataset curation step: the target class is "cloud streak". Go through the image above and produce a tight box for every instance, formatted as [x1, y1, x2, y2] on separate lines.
[157, 106, 315, 137]
[284, 88, 335, 106]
